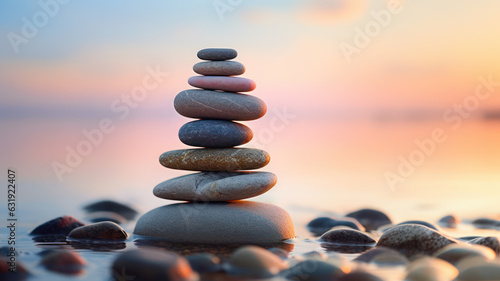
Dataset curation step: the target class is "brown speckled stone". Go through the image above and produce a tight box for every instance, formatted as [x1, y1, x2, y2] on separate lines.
[159, 148, 270, 171]
[469, 236, 500, 254]
[319, 228, 377, 245]
[68, 221, 128, 241]
[376, 224, 458, 259]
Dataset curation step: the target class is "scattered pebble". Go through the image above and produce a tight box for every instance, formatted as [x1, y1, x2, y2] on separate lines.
[30, 216, 85, 236]
[457, 262, 500, 281]
[186, 253, 221, 273]
[40, 250, 86, 275]
[223, 246, 288, 278]
[468, 236, 500, 254]
[68, 221, 128, 241]
[354, 247, 409, 266]
[438, 214, 459, 228]
[390, 220, 440, 232]
[83, 200, 138, 221]
[472, 218, 500, 229]
[405, 257, 458, 281]
[320, 228, 377, 245]
[345, 208, 392, 231]
[282, 260, 346, 281]
[433, 244, 495, 266]
[85, 211, 127, 225]
[267, 247, 289, 260]
[376, 224, 458, 259]
[338, 270, 383, 281]
[112, 248, 198, 281]
[0, 256, 29, 280]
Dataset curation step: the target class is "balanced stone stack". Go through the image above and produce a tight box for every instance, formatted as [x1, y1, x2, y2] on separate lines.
[134, 48, 295, 244]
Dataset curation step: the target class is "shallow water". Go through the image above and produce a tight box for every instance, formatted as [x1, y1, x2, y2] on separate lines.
[3, 201, 500, 280]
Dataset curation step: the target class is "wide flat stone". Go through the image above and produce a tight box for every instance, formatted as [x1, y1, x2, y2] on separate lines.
[133, 201, 295, 244]
[174, 89, 266, 121]
[179, 120, 253, 148]
[193, 61, 245, 76]
[159, 148, 270, 171]
[188, 76, 256, 92]
[153, 171, 277, 201]
[197, 48, 237, 61]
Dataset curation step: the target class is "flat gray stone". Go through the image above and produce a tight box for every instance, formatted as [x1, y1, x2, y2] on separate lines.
[153, 171, 277, 201]
[159, 148, 270, 171]
[174, 89, 266, 121]
[179, 120, 253, 148]
[193, 61, 245, 76]
[197, 48, 237, 61]
[134, 201, 295, 244]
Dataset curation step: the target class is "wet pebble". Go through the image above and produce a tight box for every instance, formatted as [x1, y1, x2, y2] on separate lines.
[391, 220, 440, 231]
[0, 256, 29, 280]
[457, 262, 500, 280]
[85, 211, 127, 225]
[112, 248, 198, 281]
[186, 253, 221, 273]
[282, 260, 346, 281]
[472, 217, 500, 229]
[338, 271, 383, 281]
[469, 236, 500, 254]
[83, 200, 138, 221]
[30, 216, 84, 236]
[223, 246, 288, 278]
[40, 250, 86, 275]
[433, 244, 495, 266]
[267, 247, 289, 259]
[345, 208, 392, 231]
[308, 217, 365, 236]
[438, 214, 459, 228]
[405, 257, 458, 281]
[68, 221, 128, 241]
[376, 224, 458, 259]
[354, 247, 409, 266]
[320, 228, 377, 245]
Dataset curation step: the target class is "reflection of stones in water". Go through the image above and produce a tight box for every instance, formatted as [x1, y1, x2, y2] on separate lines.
[134, 238, 294, 260]
[320, 242, 373, 254]
[32, 235, 68, 243]
[69, 241, 126, 251]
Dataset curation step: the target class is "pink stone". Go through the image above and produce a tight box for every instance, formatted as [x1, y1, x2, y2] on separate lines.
[188, 76, 256, 92]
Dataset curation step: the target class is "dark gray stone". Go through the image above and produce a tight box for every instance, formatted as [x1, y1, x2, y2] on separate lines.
[472, 218, 500, 229]
[282, 260, 346, 281]
[469, 236, 500, 253]
[319, 228, 376, 245]
[376, 224, 458, 259]
[223, 246, 288, 278]
[174, 89, 267, 121]
[346, 209, 392, 232]
[338, 271, 383, 281]
[186, 253, 221, 273]
[197, 48, 237, 61]
[68, 221, 128, 241]
[438, 214, 459, 228]
[134, 201, 295, 244]
[153, 171, 277, 201]
[83, 200, 137, 220]
[179, 120, 253, 148]
[193, 61, 245, 76]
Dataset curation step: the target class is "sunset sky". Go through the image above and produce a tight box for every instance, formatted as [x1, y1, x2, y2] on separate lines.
[2, 1, 500, 220]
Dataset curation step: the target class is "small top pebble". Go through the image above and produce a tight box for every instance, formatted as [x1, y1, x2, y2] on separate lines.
[197, 48, 237, 61]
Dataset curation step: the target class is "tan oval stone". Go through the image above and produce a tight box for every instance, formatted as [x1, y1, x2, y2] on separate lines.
[159, 148, 270, 171]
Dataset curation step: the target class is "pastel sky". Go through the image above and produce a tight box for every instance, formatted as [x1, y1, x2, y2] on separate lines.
[2, 1, 500, 218]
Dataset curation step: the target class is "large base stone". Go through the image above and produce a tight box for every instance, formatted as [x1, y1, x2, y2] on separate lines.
[134, 201, 295, 244]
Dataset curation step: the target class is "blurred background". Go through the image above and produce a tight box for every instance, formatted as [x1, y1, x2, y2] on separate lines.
[1, 0, 500, 224]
